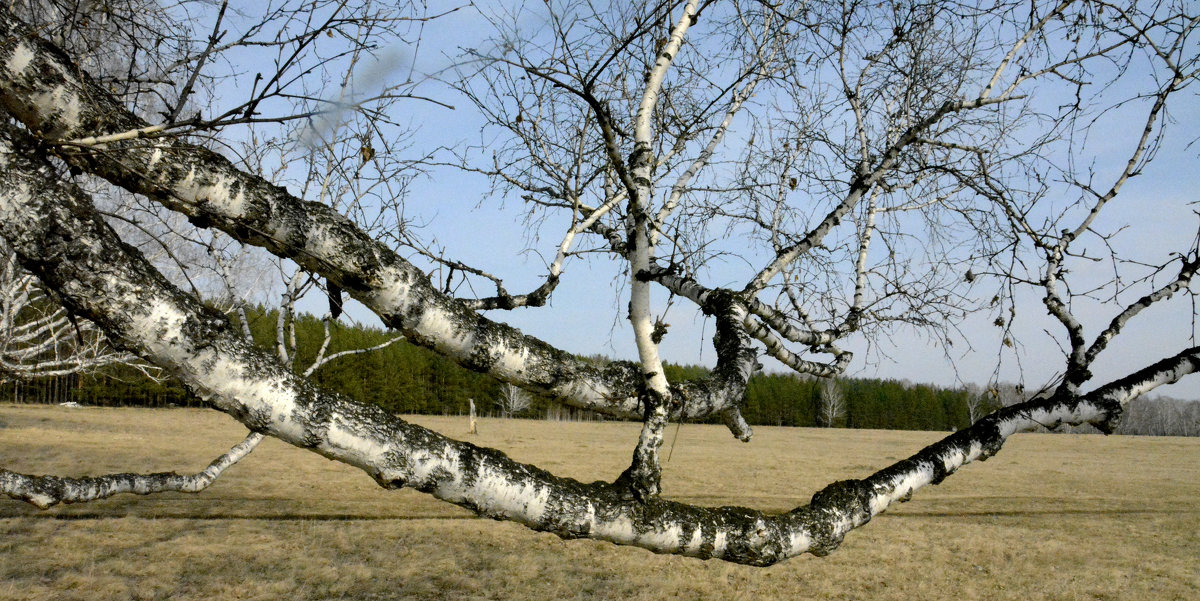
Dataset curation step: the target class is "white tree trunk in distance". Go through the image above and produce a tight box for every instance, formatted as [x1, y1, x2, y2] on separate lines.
[469, 398, 478, 435]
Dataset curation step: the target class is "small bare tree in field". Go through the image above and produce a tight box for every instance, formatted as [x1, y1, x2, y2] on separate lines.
[468, 398, 479, 434]
[963, 383, 987, 424]
[496, 383, 532, 418]
[818, 379, 845, 428]
[1, 0, 1199, 567]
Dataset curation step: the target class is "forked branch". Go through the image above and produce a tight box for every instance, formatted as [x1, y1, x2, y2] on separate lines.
[1, 120, 1191, 564]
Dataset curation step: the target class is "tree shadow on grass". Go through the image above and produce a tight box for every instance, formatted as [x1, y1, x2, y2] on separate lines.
[0, 509, 482, 521]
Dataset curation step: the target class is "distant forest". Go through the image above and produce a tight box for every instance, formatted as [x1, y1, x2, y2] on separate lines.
[4, 306, 1197, 435]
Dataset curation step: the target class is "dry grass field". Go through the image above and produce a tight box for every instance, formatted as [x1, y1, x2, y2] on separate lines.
[1, 403, 1197, 601]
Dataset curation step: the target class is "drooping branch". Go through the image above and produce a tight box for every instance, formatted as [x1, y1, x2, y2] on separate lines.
[2, 119, 1192, 565]
[0, 432, 263, 509]
[408, 243, 563, 311]
[450, 186, 631, 311]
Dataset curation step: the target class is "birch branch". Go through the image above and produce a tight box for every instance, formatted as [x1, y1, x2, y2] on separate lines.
[0, 10, 644, 421]
[2, 126, 1191, 565]
[0, 432, 263, 509]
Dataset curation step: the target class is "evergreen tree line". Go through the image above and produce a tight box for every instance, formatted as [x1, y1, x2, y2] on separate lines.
[3, 306, 1197, 434]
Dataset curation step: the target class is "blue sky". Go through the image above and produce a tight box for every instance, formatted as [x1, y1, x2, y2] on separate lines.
[268, 3, 1200, 400]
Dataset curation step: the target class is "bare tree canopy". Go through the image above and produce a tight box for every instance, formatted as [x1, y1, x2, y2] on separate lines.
[496, 383, 532, 417]
[818, 378, 846, 427]
[1, 0, 1198, 566]
[1, 245, 147, 381]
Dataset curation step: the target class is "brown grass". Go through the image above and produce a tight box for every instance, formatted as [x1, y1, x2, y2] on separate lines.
[1, 403, 1197, 600]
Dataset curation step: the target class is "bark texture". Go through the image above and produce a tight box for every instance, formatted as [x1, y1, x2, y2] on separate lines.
[3, 118, 1194, 565]
[0, 433, 262, 509]
[0, 7, 751, 432]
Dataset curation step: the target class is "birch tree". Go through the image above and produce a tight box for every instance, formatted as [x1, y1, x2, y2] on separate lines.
[1, 0, 1199, 566]
[964, 384, 988, 425]
[818, 378, 845, 428]
[496, 383, 532, 418]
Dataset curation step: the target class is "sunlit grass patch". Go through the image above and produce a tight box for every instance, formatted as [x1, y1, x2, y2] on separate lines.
[2, 404, 1197, 600]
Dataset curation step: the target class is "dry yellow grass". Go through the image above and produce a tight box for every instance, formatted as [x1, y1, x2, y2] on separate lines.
[1, 403, 1197, 600]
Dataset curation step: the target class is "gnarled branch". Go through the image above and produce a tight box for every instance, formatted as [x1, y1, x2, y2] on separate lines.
[1, 118, 1189, 565]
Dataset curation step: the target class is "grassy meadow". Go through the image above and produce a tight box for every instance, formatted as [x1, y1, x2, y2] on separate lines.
[1, 403, 1197, 600]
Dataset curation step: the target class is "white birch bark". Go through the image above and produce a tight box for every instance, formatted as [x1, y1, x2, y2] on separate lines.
[0, 433, 262, 509]
[0, 8, 754, 432]
[2, 2, 1199, 569]
[3, 119, 1194, 564]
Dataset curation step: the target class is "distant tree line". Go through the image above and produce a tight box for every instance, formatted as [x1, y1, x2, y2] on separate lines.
[3, 307, 1197, 435]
